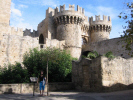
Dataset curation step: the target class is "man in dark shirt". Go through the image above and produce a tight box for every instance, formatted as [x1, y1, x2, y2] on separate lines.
[37, 70, 46, 96]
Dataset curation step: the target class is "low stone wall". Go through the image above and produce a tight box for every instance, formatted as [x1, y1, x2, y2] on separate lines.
[0, 82, 74, 94]
[49, 82, 74, 91]
[72, 56, 133, 92]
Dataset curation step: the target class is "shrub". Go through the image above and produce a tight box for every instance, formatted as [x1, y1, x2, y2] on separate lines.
[0, 62, 29, 84]
[87, 51, 99, 59]
[23, 47, 76, 82]
[104, 51, 115, 59]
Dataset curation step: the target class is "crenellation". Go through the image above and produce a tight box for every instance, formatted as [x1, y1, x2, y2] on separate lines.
[60, 4, 65, 12]
[54, 7, 59, 15]
[108, 16, 111, 21]
[77, 5, 82, 13]
[46, 7, 54, 18]
[82, 8, 84, 14]
[11, 27, 23, 36]
[95, 15, 100, 21]
[89, 15, 111, 24]
[23, 28, 39, 37]
[69, 4, 75, 10]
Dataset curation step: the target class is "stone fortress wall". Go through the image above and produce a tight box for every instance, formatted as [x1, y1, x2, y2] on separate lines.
[72, 56, 133, 92]
[82, 37, 133, 59]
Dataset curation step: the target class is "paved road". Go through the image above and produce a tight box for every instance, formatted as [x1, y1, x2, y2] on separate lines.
[0, 89, 133, 100]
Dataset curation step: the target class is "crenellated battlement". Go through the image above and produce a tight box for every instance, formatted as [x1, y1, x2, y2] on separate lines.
[54, 4, 88, 26]
[89, 15, 112, 32]
[54, 4, 84, 14]
[10, 27, 23, 36]
[23, 28, 39, 37]
[89, 15, 111, 26]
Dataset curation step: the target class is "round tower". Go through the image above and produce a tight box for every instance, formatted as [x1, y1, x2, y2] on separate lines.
[54, 4, 88, 58]
[89, 15, 112, 43]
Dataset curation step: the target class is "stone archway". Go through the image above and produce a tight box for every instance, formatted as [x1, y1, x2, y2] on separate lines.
[39, 34, 44, 44]
[39, 34, 44, 48]
[82, 37, 87, 45]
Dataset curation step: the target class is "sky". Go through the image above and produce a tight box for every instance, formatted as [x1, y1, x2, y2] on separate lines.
[10, 0, 132, 39]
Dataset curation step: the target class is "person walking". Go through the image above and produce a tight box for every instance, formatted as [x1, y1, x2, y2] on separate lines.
[37, 70, 46, 96]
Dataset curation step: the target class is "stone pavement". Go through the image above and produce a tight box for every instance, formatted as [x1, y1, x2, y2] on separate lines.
[0, 89, 133, 100]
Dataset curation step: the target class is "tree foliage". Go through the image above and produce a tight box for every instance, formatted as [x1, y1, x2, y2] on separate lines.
[23, 47, 76, 82]
[118, 2, 133, 56]
[0, 62, 29, 84]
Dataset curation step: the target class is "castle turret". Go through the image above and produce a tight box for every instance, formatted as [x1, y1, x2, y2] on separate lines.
[54, 5, 88, 58]
[89, 15, 112, 43]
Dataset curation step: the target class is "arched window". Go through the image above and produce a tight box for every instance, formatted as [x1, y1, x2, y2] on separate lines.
[39, 34, 44, 44]
[82, 37, 87, 45]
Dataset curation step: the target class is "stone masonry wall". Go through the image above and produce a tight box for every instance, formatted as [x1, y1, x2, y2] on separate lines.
[101, 56, 133, 91]
[0, 35, 39, 67]
[0, 34, 65, 67]
[0, 0, 11, 25]
[72, 56, 133, 92]
[57, 24, 82, 58]
[83, 37, 133, 59]
[90, 32, 110, 43]
[0, 82, 74, 94]
[72, 57, 102, 91]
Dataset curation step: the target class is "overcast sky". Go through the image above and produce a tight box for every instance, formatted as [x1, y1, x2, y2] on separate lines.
[10, 0, 131, 39]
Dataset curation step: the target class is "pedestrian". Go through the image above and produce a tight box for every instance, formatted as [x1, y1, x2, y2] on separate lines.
[37, 70, 46, 96]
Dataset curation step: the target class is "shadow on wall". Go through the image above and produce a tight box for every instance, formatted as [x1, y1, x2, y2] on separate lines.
[72, 56, 133, 92]
[4, 88, 14, 94]
[102, 83, 133, 92]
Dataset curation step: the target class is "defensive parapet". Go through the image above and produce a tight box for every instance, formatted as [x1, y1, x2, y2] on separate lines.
[89, 15, 112, 43]
[10, 27, 23, 36]
[54, 4, 88, 26]
[23, 29, 39, 37]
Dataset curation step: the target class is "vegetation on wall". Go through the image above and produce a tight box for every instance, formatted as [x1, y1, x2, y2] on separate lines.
[104, 51, 115, 59]
[83, 51, 115, 60]
[86, 51, 99, 59]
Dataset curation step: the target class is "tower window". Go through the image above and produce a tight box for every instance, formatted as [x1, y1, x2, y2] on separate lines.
[39, 34, 44, 44]
[82, 37, 87, 45]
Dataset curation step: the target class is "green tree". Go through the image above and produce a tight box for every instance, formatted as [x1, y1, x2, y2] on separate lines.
[23, 47, 75, 82]
[0, 62, 29, 84]
[118, 2, 133, 56]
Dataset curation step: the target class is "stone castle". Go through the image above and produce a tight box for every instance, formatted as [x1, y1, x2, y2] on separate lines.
[0, 0, 112, 66]
[0, 0, 133, 92]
